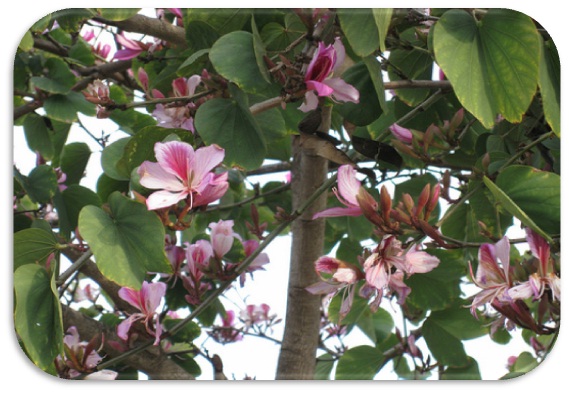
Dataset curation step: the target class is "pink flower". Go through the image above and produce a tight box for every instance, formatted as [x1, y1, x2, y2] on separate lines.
[468, 237, 513, 316]
[209, 310, 243, 343]
[152, 75, 202, 132]
[508, 229, 560, 302]
[239, 304, 275, 328]
[389, 123, 413, 144]
[182, 239, 213, 305]
[236, 239, 270, 286]
[117, 281, 167, 345]
[299, 37, 359, 112]
[114, 33, 147, 60]
[404, 245, 441, 275]
[313, 165, 364, 219]
[209, 220, 242, 259]
[137, 141, 228, 210]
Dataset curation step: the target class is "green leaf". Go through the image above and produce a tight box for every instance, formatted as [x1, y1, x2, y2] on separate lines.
[14, 264, 63, 370]
[184, 8, 250, 35]
[96, 8, 141, 21]
[372, 9, 393, 53]
[194, 96, 266, 170]
[538, 38, 560, 137]
[495, 165, 559, 235]
[30, 58, 76, 94]
[13, 228, 59, 271]
[336, 62, 382, 126]
[209, 31, 272, 94]
[55, 185, 102, 238]
[433, 9, 540, 128]
[335, 345, 384, 380]
[440, 357, 481, 380]
[251, 16, 271, 84]
[24, 165, 59, 204]
[422, 306, 486, 367]
[69, 39, 96, 66]
[101, 137, 132, 181]
[162, 319, 201, 343]
[387, 28, 433, 106]
[467, 180, 512, 238]
[23, 114, 54, 160]
[178, 48, 210, 76]
[43, 91, 96, 123]
[314, 354, 335, 380]
[328, 292, 368, 325]
[96, 173, 130, 203]
[18, 30, 34, 51]
[59, 142, 92, 185]
[337, 9, 379, 57]
[78, 192, 172, 289]
[362, 55, 387, 112]
[260, 13, 305, 52]
[356, 307, 394, 345]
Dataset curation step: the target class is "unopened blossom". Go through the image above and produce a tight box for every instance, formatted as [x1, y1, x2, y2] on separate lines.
[83, 79, 110, 105]
[313, 164, 364, 219]
[299, 37, 359, 112]
[138, 141, 228, 210]
[117, 281, 167, 346]
[389, 123, 414, 144]
[468, 237, 513, 316]
[209, 220, 242, 259]
[508, 228, 560, 302]
[182, 240, 213, 305]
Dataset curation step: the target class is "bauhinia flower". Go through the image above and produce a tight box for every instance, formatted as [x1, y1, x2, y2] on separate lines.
[152, 75, 203, 132]
[313, 165, 366, 219]
[117, 281, 167, 346]
[209, 219, 242, 259]
[299, 37, 359, 112]
[137, 141, 229, 211]
[209, 310, 243, 344]
[182, 239, 213, 305]
[236, 239, 271, 286]
[239, 303, 277, 329]
[468, 237, 513, 316]
[508, 228, 560, 302]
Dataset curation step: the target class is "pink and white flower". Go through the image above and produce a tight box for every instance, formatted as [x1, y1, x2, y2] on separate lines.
[209, 220, 242, 259]
[137, 141, 228, 211]
[313, 165, 364, 219]
[117, 281, 167, 345]
[299, 37, 359, 112]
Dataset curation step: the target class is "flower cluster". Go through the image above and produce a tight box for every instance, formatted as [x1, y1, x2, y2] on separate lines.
[468, 228, 560, 335]
[307, 235, 439, 320]
[55, 326, 117, 380]
[163, 220, 270, 306]
[209, 303, 280, 344]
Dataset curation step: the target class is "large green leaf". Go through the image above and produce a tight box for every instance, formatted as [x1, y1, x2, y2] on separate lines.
[13, 228, 59, 271]
[337, 9, 379, 57]
[78, 192, 172, 289]
[43, 91, 96, 123]
[433, 9, 540, 128]
[54, 185, 102, 239]
[356, 307, 394, 345]
[372, 9, 393, 53]
[335, 345, 384, 380]
[101, 137, 132, 181]
[59, 142, 91, 185]
[30, 58, 76, 94]
[209, 31, 271, 94]
[495, 166, 560, 235]
[14, 264, 63, 370]
[23, 165, 59, 204]
[194, 95, 266, 170]
[538, 38, 560, 137]
[260, 13, 305, 52]
[23, 114, 54, 160]
[184, 8, 250, 35]
[336, 62, 382, 126]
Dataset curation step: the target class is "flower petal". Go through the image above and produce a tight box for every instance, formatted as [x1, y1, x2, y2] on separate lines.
[337, 164, 361, 206]
[325, 78, 360, 103]
[312, 206, 362, 219]
[138, 161, 184, 192]
[154, 141, 194, 181]
[191, 144, 225, 185]
[306, 80, 334, 97]
[145, 189, 188, 210]
[299, 91, 319, 112]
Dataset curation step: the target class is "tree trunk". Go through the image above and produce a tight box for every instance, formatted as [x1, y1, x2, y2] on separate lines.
[275, 107, 331, 379]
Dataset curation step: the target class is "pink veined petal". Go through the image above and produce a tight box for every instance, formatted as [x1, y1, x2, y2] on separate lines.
[332, 37, 346, 73]
[305, 281, 343, 295]
[118, 287, 143, 310]
[339, 284, 356, 319]
[172, 77, 188, 97]
[404, 249, 440, 275]
[299, 91, 320, 112]
[116, 34, 141, 51]
[525, 228, 551, 274]
[306, 80, 335, 97]
[117, 315, 140, 340]
[138, 161, 185, 192]
[508, 282, 535, 300]
[312, 206, 362, 219]
[190, 144, 225, 185]
[337, 164, 361, 206]
[325, 78, 360, 103]
[146, 189, 189, 210]
[365, 263, 389, 291]
[333, 267, 358, 284]
[140, 281, 167, 314]
[494, 236, 511, 280]
[194, 172, 229, 207]
[186, 75, 202, 96]
[113, 49, 142, 61]
[154, 141, 194, 181]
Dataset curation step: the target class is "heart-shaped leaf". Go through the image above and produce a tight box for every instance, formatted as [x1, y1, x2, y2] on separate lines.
[14, 264, 63, 370]
[433, 9, 540, 128]
[78, 192, 172, 289]
[335, 345, 384, 380]
[14, 228, 59, 271]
